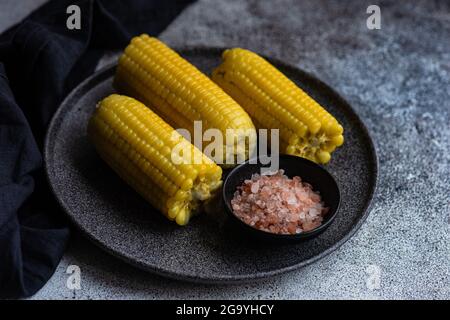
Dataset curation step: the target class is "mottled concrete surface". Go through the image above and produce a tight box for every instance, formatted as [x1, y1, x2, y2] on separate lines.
[1, 0, 449, 299]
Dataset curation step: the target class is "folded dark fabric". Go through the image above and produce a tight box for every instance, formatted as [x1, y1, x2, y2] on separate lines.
[0, 0, 194, 298]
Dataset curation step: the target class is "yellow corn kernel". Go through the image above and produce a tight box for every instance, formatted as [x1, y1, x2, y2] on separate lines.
[114, 35, 256, 165]
[88, 94, 222, 225]
[212, 48, 344, 164]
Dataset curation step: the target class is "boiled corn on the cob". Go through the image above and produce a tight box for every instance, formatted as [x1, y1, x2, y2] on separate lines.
[88, 94, 223, 226]
[114, 35, 256, 165]
[212, 48, 344, 164]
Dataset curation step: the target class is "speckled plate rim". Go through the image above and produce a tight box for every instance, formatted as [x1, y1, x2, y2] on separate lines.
[44, 47, 379, 284]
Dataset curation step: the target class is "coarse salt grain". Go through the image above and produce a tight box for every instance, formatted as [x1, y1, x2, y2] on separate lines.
[231, 169, 329, 235]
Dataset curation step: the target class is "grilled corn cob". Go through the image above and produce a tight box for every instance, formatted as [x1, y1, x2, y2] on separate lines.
[114, 35, 256, 165]
[212, 48, 344, 164]
[88, 94, 223, 226]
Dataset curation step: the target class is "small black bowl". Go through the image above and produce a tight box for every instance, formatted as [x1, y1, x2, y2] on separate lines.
[222, 154, 341, 242]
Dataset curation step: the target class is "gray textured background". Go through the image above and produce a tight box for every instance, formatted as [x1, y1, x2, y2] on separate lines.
[1, 0, 449, 299]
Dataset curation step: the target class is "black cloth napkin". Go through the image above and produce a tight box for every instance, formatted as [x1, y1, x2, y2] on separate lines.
[0, 0, 194, 298]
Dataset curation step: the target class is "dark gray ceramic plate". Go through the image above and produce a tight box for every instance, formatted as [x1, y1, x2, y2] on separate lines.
[45, 48, 378, 283]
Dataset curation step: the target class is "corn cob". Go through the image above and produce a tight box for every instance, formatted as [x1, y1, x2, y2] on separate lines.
[88, 94, 223, 226]
[114, 35, 256, 165]
[211, 48, 344, 164]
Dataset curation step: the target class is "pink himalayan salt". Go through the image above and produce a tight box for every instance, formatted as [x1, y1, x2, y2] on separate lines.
[231, 170, 329, 235]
